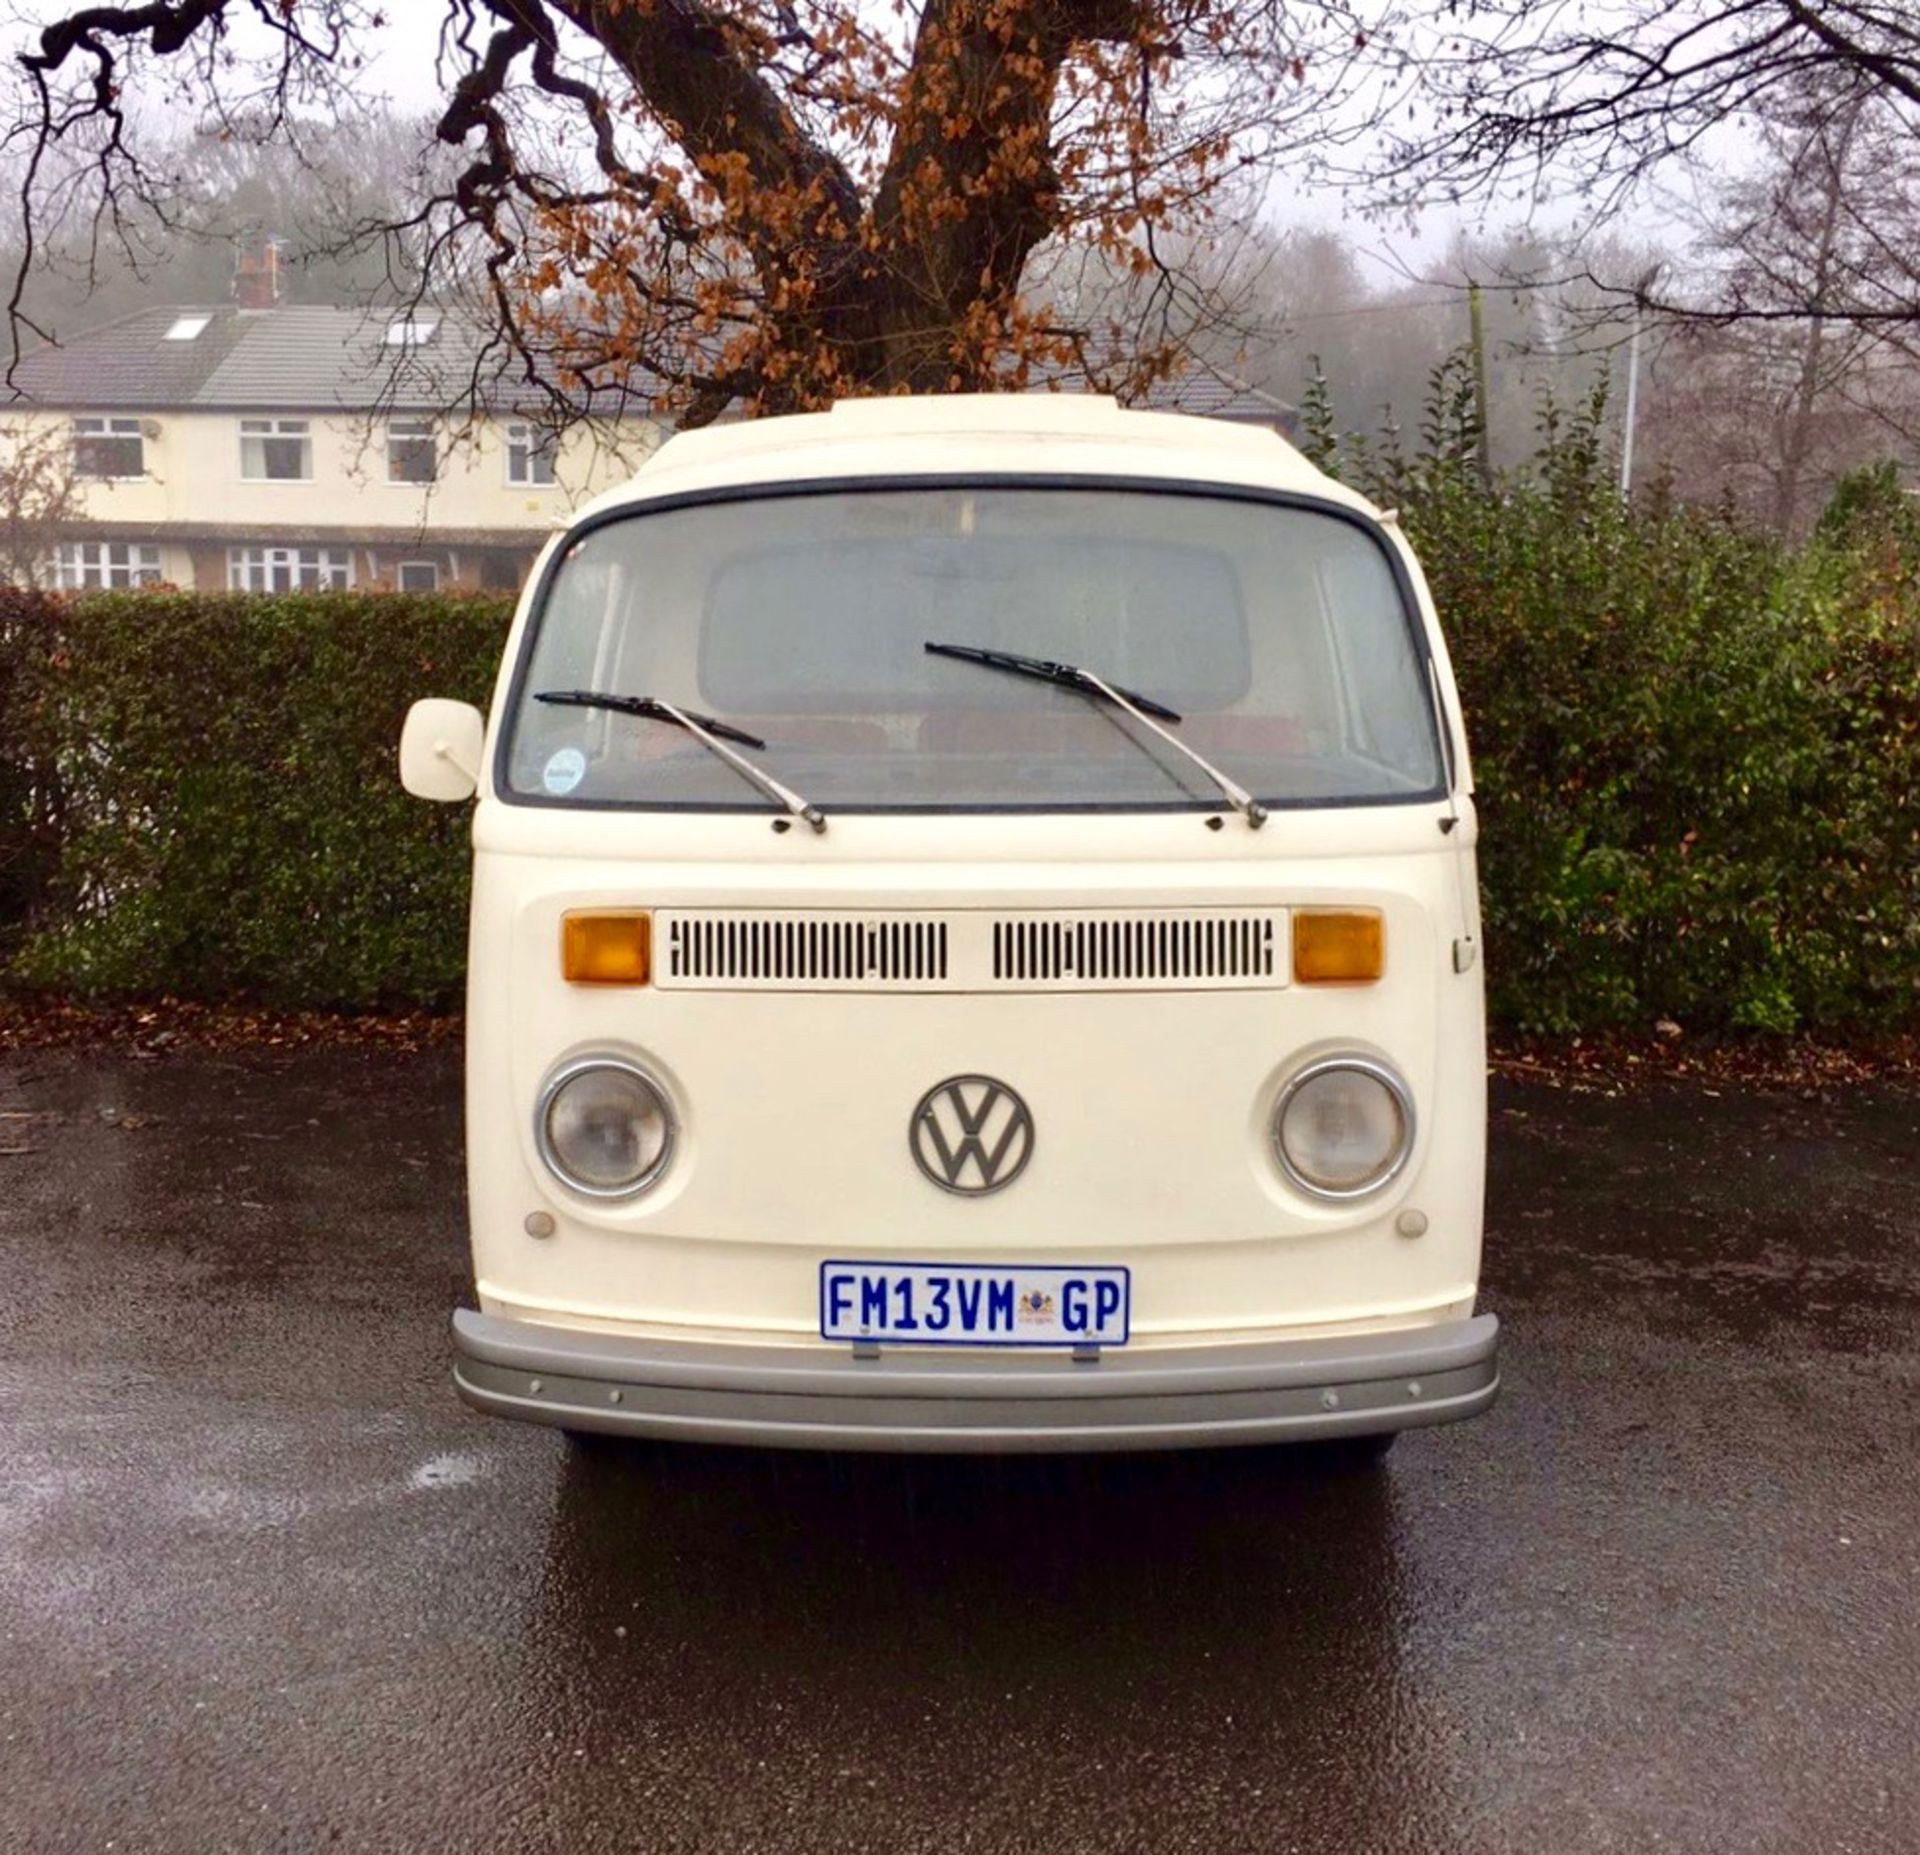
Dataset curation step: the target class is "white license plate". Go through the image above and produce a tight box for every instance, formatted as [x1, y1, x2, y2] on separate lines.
[819, 1262, 1130, 1348]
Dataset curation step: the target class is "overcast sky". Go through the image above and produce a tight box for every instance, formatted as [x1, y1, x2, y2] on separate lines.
[3, 0, 1728, 290]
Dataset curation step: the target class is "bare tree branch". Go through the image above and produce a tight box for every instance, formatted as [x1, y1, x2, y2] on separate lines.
[7, 0, 1356, 418]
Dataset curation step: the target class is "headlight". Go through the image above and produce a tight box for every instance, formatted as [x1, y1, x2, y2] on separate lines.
[536, 1057, 675, 1198]
[1273, 1057, 1414, 1199]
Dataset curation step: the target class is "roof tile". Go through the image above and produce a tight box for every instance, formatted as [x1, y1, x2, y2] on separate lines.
[12, 303, 1295, 428]
[10, 304, 520, 414]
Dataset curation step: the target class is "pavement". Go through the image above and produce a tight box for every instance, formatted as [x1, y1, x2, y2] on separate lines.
[0, 1042, 1915, 1854]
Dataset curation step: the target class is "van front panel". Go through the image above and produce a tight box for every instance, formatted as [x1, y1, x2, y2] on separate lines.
[464, 821, 1484, 1349]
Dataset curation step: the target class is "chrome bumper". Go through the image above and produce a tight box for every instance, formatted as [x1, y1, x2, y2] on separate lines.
[452, 1309, 1500, 1453]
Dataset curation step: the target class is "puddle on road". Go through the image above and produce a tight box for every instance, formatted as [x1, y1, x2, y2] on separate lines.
[407, 1450, 496, 1492]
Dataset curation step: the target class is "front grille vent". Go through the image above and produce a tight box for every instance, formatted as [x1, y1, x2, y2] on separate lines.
[991, 913, 1279, 985]
[662, 913, 949, 987]
[651, 908, 1289, 992]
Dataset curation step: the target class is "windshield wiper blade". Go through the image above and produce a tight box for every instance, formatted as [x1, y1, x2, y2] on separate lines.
[924, 642, 1182, 722]
[538, 688, 767, 748]
[535, 689, 826, 833]
[923, 642, 1267, 828]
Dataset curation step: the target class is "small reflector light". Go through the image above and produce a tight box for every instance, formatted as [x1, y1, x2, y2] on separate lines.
[1293, 909, 1384, 984]
[563, 911, 651, 985]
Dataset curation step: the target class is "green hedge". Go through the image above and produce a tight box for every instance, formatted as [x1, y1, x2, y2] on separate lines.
[1308, 374, 1920, 1033]
[1430, 487, 1920, 1032]
[0, 589, 508, 1009]
[3, 432, 1918, 1030]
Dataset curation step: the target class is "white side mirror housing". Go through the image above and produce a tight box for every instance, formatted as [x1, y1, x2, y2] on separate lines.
[400, 698, 486, 802]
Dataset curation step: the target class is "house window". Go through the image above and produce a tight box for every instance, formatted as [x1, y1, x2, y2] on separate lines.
[226, 545, 353, 592]
[506, 420, 558, 487]
[385, 318, 439, 348]
[72, 417, 145, 479]
[396, 560, 440, 592]
[387, 418, 438, 485]
[239, 418, 312, 481]
[53, 541, 163, 588]
[479, 551, 523, 591]
[164, 315, 211, 341]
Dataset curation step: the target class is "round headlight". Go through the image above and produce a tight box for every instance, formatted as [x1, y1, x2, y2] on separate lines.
[537, 1058, 675, 1198]
[1273, 1057, 1414, 1199]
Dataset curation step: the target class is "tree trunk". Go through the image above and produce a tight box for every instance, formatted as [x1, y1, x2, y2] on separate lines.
[1771, 98, 1861, 533]
[565, 0, 1144, 405]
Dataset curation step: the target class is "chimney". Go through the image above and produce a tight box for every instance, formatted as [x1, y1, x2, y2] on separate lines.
[233, 236, 284, 311]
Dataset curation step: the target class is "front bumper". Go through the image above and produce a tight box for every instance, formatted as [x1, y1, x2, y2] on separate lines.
[452, 1308, 1500, 1453]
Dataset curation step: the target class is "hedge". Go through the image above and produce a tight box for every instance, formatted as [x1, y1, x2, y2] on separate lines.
[0, 589, 508, 1010]
[3, 430, 1918, 1030]
[1367, 414, 1920, 1034]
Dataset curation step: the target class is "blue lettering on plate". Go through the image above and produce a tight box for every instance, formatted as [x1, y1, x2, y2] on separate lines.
[955, 1278, 984, 1330]
[1062, 1278, 1089, 1332]
[987, 1280, 1014, 1332]
[826, 1273, 854, 1327]
[822, 1262, 1128, 1345]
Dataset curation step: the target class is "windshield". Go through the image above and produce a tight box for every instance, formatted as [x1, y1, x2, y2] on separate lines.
[502, 485, 1446, 812]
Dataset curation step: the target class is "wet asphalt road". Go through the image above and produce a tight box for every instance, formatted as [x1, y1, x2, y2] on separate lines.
[1, 1046, 1915, 1854]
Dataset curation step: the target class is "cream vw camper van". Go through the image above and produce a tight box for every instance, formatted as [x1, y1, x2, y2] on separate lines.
[401, 395, 1499, 1453]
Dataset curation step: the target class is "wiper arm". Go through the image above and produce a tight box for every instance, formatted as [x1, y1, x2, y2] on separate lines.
[536, 689, 827, 834]
[923, 642, 1267, 829]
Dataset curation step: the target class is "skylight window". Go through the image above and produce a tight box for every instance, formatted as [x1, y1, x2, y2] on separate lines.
[385, 317, 439, 348]
[164, 314, 211, 342]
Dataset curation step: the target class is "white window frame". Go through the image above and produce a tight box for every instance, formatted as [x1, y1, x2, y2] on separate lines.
[239, 418, 313, 482]
[505, 420, 558, 487]
[386, 417, 438, 485]
[52, 541, 163, 589]
[396, 560, 441, 592]
[72, 416, 146, 481]
[225, 545, 354, 592]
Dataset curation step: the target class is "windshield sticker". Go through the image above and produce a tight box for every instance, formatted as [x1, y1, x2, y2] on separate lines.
[542, 746, 587, 795]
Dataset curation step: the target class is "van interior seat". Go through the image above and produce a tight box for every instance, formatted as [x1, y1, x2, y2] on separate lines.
[616, 711, 1306, 758]
[752, 718, 893, 753]
[1177, 715, 1307, 755]
[915, 712, 1130, 755]
[918, 711, 1306, 756]
[620, 717, 893, 756]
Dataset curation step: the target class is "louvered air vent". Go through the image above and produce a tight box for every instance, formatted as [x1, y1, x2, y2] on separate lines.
[990, 912, 1280, 987]
[659, 912, 950, 989]
[651, 908, 1290, 991]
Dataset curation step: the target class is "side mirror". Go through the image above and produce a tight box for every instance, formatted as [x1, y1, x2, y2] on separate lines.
[400, 698, 486, 802]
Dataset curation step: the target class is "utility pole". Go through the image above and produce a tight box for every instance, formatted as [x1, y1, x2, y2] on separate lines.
[1620, 297, 1643, 497]
[1467, 279, 1493, 487]
[1620, 265, 1660, 498]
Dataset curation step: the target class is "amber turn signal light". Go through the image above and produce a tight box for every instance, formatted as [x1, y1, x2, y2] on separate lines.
[562, 910, 651, 985]
[1293, 908, 1384, 984]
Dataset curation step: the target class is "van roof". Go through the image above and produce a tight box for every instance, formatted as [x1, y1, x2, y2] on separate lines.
[579, 393, 1372, 520]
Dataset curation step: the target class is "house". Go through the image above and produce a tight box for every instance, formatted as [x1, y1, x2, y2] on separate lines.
[5, 255, 1290, 594]
[1129, 369, 1296, 435]
[3, 260, 660, 594]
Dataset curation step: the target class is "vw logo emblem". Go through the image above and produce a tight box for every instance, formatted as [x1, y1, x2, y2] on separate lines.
[910, 1075, 1035, 1195]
